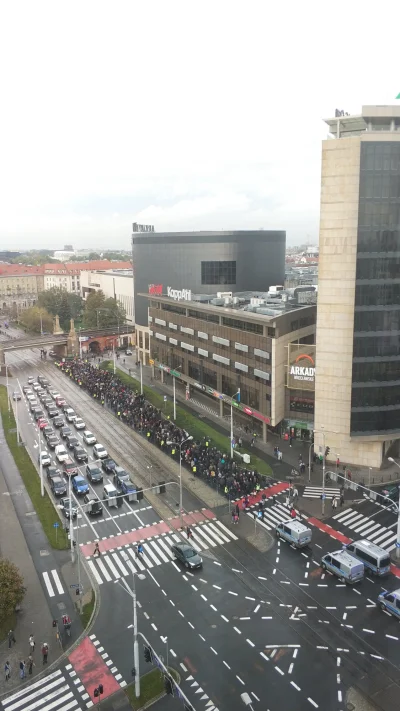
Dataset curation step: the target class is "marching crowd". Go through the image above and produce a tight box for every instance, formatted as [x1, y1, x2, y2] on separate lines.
[58, 358, 271, 500]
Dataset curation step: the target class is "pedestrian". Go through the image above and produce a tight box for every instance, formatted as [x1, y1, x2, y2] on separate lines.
[293, 487, 299, 501]
[235, 503, 240, 518]
[231, 510, 236, 524]
[29, 634, 35, 654]
[332, 496, 337, 510]
[234, 513, 239, 524]
[4, 661, 11, 681]
[27, 655, 35, 675]
[41, 643, 49, 665]
[19, 660, 26, 679]
[93, 541, 101, 557]
[8, 629, 16, 648]
[340, 494, 344, 507]
[186, 526, 193, 539]
[290, 507, 296, 519]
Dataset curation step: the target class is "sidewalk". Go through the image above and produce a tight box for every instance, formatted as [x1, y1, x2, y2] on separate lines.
[0, 418, 56, 696]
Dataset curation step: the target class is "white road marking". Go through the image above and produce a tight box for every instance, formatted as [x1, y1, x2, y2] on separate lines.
[42, 572, 55, 597]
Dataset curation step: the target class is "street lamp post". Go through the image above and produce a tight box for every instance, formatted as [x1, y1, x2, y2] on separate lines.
[172, 365, 182, 421]
[5, 362, 10, 412]
[166, 436, 193, 526]
[117, 554, 145, 698]
[308, 442, 313, 482]
[139, 359, 143, 396]
[388, 457, 400, 559]
[68, 475, 75, 563]
[230, 389, 241, 459]
[38, 431, 44, 497]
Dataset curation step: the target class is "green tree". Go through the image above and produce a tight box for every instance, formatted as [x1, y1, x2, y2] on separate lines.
[88, 252, 101, 261]
[0, 558, 26, 623]
[83, 290, 126, 329]
[37, 288, 83, 330]
[20, 306, 53, 333]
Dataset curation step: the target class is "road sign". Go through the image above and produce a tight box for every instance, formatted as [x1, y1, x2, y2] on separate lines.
[70, 584, 80, 588]
[163, 395, 167, 402]
[321, 494, 326, 500]
[53, 522, 60, 528]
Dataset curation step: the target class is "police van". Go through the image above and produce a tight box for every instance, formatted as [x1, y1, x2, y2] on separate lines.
[321, 549, 364, 584]
[345, 539, 391, 577]
[275, 520, 312, 548]
[378, 588, 400, 618]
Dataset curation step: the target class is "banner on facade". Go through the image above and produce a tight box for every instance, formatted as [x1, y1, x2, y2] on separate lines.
[287, 343, 316, 392]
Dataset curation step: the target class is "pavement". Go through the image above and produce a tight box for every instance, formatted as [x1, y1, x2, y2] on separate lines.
[2, 339, 400, 710]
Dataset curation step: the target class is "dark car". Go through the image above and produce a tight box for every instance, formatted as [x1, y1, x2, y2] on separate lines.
[60, 425, 72, 439]
[381, 485, 399, 503]
[66, 435, 80, 450]
[171, 542, 203, 569]
[50, 476, 67, 497]
[47, 434, 60, 450]
[23, 385, 32, 394]
[83, 494, 103, 516]
[102, 458, 117, 474]
[49, 350, 57, 358]
[63, 458, 79, 477]
[45, 401, 55, 411]
[47, 408, 59, 419]
[43, 426, 55, 440]
[86, 463, 103, 483]
[38, 376, 49, 386]
[59, 498, 77, 519]
[53, 415, 65, 428]
[73, 446, 88, 463]
[46, 465, 61, 482]
[120, 478, 136, 496]
[114, 466, 130, 487]
[33, 409, 45, 421]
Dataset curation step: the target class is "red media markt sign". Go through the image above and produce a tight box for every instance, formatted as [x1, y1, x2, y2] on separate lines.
[148, 284, 163, 295]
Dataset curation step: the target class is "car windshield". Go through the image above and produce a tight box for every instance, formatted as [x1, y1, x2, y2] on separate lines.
[91, 468, 101, 475]
[184, 549, 196, 558]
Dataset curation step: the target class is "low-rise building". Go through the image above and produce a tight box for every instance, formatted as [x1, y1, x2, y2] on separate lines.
[80, 268, 134, 325]
[0, 264, 44, 313]
[142, 289, 316, 441]
[43, 260, 131, 296]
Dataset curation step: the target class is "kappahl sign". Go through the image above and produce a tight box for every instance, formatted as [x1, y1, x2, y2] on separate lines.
[167, 286, 192, 301]
[288, 351, 315, 390]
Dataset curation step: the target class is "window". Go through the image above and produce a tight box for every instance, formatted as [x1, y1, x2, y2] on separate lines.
[198, 348, 209, 357]
[169, 322, 177, 330]
[235, 342, 248, 352]
[198, 331, 208, 340]
[254, 348, 270, 360]
[181, 326, 194, 335]
[169, 338, 178, 345]
[235, 361, 248, 372]
[222, 316, 263, 334]
[181, 342, 194, 352]
[213, 354, 230, 366]
[155, 318, 166, 326]
[254, 368, 270, 381]
[201, 261, 236, 285]
[212, 335, 229, 346]
[188, 309, 219, 324]
[155, 332, 166, 341]
[162, 303, 186, 315]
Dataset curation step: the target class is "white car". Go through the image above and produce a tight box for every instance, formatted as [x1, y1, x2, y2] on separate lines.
[93, 443, 108, 460]
[38, 451, 51, 467]
[74, 417, 86, 430]
[126, 349, 133, 356]
[50, 391, 61, 401]
[55, 444, 68, 463]
[33, 382, 41, 391]
[83, 430, 97, 445]
[28, 376, 34, 384]
[27, 393, 36, 402]
[65, 408, 76, 423]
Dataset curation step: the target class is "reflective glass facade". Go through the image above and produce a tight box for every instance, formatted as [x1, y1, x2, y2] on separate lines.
[351, 142, 400, 434]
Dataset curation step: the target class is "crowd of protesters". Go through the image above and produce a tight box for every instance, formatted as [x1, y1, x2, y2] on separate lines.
[57, 358, 271, 500]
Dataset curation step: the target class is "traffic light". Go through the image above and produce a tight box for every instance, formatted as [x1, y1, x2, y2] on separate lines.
[143, 645, 153, 663]
[325, 446, 330, 457]
[164, 675, 174, 696]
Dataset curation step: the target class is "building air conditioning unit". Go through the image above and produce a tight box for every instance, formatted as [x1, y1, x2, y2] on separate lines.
[217, 292, 233, 299]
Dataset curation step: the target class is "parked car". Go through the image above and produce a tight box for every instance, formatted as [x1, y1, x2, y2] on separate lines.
[38, 451, 51, 468]
[93, 443, 108, 459]
[55, 444, 68, 463]
[72, 475, 89, 495]
[83, 430, 96, 445]
[60, 425, 72, 439]
[74, 417, 86, 430]
[59, 498, 77, 519]
[73, 445, 88, 463]
[86, 463, 103, 483]
[63, 458, 79, 477]
[171, 542, 203, 569]
[66, 434, 80, 450]
[102, 458, 117, 474]
[50, 476, 67, 497]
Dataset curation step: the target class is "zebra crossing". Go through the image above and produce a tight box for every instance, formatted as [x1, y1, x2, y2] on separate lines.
[85, 519, 237, 584]
[331, 507, 397, 552]
[246, 501, 307, 532]
[302, 486, 340, 500]
[41, 569, 65, 598]
[1, 668, 87, 711]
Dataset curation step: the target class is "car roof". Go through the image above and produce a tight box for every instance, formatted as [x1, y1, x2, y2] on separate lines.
[175, 542, 194, 551]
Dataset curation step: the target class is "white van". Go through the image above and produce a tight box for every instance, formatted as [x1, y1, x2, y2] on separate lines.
[103, 484, 118, 508]
[378, 588, 400, 618]
[345, 540, 391, 577]
[55, 444, 68, 463]
[321, 549, 364, 584]
[275, 520, 312, 548]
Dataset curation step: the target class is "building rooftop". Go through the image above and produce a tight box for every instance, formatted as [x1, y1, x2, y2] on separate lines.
[0, 264, 44, 276]
[43, 260, 131, 275]
[325, 105, 400, 139]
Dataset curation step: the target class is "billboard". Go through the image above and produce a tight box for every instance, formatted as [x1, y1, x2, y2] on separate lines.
[287, 343, 316, 392]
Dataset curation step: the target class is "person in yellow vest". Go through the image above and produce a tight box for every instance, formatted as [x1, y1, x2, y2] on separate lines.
[192, 465, 197, 474]
[147, 431, 151, 438]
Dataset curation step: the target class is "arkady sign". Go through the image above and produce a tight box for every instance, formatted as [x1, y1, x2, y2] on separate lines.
[287, 344, 316, 392]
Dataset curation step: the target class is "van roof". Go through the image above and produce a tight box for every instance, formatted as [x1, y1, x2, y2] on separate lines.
[327, 550, 363, 567]
[104, 484, 117, 493]
[282, 519, 311, 534]
[353, 539, 391, 557]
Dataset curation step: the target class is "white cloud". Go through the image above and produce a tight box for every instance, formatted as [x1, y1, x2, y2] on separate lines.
[0, 0, 399, 249]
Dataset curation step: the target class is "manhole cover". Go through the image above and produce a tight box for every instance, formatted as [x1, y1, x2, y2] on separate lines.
[57, 602, 66, 610]
[40, 550, 50, 556]
[211, 625, 217, 628]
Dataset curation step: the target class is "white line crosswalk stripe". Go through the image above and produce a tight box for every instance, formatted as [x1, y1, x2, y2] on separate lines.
[245, 502, 294, 531]
[328, 508, 396, 552]
[42, 570, 65, 598]
[1, 668, 84, 711]
[84, 520, 237, 584]
[303, 486, 340, 499]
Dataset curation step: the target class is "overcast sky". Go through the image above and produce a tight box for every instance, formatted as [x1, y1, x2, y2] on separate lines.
[0, 1, 399, 251]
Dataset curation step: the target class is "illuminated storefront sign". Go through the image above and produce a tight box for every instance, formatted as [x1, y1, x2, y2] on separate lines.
[287, 344, 316, 392]
[149, 284, 163, 295]
[167, 286, 192, 301]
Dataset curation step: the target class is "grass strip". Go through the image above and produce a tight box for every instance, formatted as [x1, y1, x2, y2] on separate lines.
[100, 361, 271, 476]
[0, 386, 68, 550]
[79, 589, 95, 628]
[125, 667, 179, 710]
